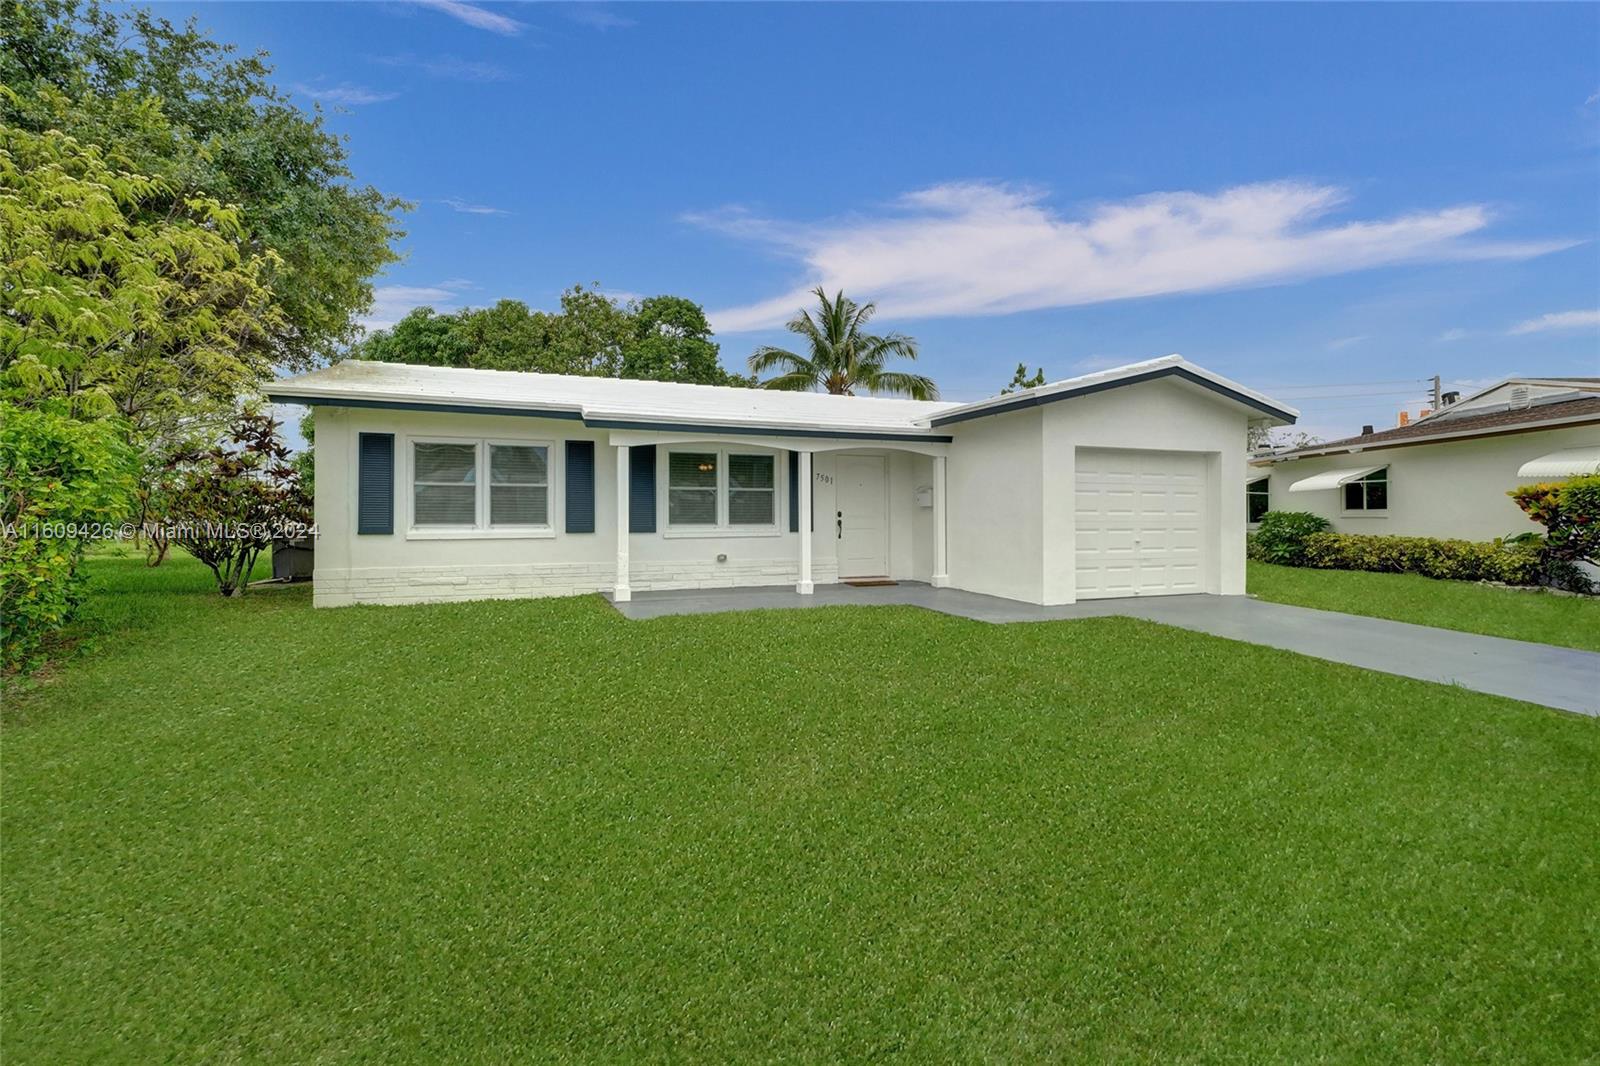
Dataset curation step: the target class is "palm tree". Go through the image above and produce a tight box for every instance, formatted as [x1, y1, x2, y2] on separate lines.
[748, 288, 938, 400]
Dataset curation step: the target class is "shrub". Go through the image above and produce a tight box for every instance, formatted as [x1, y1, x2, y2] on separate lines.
[1247, 511, 1332, 565]
[1, 404, 136, 672]
[1301, 532, 1544, 585]
[164, 411, 312, 596]
[1509, 475, 1600, 566]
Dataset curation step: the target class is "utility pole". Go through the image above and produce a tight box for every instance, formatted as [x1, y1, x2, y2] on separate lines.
[1431, 374, 1441, 410]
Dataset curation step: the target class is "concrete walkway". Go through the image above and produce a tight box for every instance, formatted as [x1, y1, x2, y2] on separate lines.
[610, 583, 1599, 716]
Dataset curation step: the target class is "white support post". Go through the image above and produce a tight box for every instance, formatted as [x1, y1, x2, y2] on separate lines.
[614, 444, 631, 602]
[931, 454, 950, 588]
[796, 450, 814, 594]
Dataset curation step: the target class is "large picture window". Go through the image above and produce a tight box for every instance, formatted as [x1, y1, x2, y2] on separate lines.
[411, 439, 552, 532]
[665, 448, 778, 531]
[1246, 477, 1270, 524]
[1343, 468, 1388, 512]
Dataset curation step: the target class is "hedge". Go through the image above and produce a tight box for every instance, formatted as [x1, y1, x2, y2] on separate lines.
[1246, 511, 1331, 565]
[1300, 531, 1544, 585]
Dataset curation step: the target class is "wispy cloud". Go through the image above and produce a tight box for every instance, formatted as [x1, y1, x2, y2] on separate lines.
[1507, 309, 1600, 335]
[1325, 335, 1368, 351]
[563, 5, 637, 31]
[293, 81, 398, 106]
[1436, 327, 1471, 343]
[1071, 354, 1138, 374]
[441, 197, 511, 216]
[413, 0, 524, 35]
[690, 180, 1575, 333]
[360, 281, 475, 332]
[372, 52, 515, 82]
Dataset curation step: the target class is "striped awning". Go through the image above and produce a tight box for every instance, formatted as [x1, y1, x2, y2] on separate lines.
[1288, 466, 1384, 493]
[1517, 446, 1600, 479]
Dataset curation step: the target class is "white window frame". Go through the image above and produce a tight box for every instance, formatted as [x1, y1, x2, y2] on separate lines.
[661, 446, 782, 538]
[1340, 466, 1390, 518]
[1246, 476, 1270, 526]
[404, 434, 558, 540]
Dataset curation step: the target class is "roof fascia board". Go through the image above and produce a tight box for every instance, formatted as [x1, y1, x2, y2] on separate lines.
[930, 366, 1296, 427]
[266, 392, 953, 443]
[1257, 411, 1600, 464]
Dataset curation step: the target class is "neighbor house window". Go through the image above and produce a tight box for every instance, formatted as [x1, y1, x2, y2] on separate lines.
[665, 448, 779, 530]
[1246, 477, 1270, 524]
[1343, 468, 1388, 512]
[411, 439, 552, 532]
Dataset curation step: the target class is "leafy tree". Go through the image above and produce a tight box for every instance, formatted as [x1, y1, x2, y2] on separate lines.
[748, 288, 936, 399]
[162, 410, 311, 597]
[1001, 363, 1046, 394]
[349, 286, 752, 386]
[1248, 426, 1324, 452]
[2, 0, 407, 371]
[1, 402, 136, 672]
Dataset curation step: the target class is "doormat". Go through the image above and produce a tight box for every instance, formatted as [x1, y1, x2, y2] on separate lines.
[843, 579, 898, 587]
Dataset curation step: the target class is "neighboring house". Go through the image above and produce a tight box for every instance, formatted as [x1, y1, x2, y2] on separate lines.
[1249, 377, 1600, 540]
[267, 355, 1297, 608]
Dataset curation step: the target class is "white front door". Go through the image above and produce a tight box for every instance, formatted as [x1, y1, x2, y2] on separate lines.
[836, 454, 889, 578]
[1075, 447, 1209, 600]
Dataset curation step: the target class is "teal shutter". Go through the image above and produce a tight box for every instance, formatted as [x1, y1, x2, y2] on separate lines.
[628, 445, 656, 533]
[357, 433, 394, 535]
[565, 441, 595, 533]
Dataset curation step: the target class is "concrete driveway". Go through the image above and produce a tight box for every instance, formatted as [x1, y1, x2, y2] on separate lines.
[610, 583, 1599, 716]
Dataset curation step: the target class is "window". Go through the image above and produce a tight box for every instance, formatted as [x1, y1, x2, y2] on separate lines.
[413, 442, 477, 526]
[665, 448, 778, 531]
[668, 452, 718, 526]
[411, 439, 552, 533]
[1343, 467, 1388, 512]
[489, 444, 548, 526]
[728, 454, 775, 525]
[1246, 477, 1270, 524]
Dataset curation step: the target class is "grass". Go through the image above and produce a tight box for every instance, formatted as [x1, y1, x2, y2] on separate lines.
[4, 556, 1598, 1063]
[1248, 560, 1600, 652]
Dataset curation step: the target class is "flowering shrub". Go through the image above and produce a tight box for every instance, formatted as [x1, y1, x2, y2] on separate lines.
[1509, 475, 1600, 566]
[1300, 532, 1543, 585]
[1, 404, 136, 672]
[1246, 511, 1332, 565]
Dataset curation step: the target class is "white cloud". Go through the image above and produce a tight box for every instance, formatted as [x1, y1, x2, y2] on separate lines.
[373, 52, 515, 82]
[1435, 328, 1470, 343]
[1507, 309, 1600, 335]
[359, 281, 474, 332]
[1071, 354, 1137, 373]
[690, 180, 1574, 333]
[413, 0, 524, 35]
[564, 5, 637, 30]
[293, 81, 398, 105]
[441, 197, 511, 216]
[1325, 335, 1368, 351]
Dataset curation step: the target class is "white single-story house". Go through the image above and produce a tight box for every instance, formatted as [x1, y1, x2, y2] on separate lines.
[267, 355, 1297, 608]
[1249, 376, 1600, 540]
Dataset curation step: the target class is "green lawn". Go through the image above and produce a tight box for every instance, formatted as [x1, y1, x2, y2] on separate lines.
[1248, 560, 1600, 652]
[4, 556, 1598, 1062]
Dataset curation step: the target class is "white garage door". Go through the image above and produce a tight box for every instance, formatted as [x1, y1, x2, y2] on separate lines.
[1075, 447, 1209, 600]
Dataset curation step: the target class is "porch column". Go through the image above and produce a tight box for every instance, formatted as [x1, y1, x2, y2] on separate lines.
[931, 454, 950, 588]
[614, 443, 631, 602]
[796, 450, 814, 594]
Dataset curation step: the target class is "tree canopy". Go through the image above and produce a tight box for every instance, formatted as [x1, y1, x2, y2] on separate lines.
[1000, 363, 1047, 394]
[748, 288, 937, 400]
[2, 0, 407, 372]
[348, 287, 754, 387]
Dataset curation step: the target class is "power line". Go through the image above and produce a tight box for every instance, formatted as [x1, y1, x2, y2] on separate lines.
[1258, 377, 1426, 391]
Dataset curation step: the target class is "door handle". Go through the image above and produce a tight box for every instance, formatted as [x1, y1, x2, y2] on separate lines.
[837, 511, 843, 539]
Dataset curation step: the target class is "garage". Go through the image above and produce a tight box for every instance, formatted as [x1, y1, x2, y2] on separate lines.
[1074, 447, 1210, 599]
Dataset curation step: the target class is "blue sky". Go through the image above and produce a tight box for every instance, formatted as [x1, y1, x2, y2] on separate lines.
[158, 1, 1598, 438]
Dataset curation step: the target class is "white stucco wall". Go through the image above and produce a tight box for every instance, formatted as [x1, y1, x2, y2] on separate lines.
[1253, 423, 1600, 541]
[945, 408, 1046, 603]
[311, 406, 932, 607]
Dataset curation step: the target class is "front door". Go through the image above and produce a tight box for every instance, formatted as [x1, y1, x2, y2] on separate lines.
[836, 454, 889, 578]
